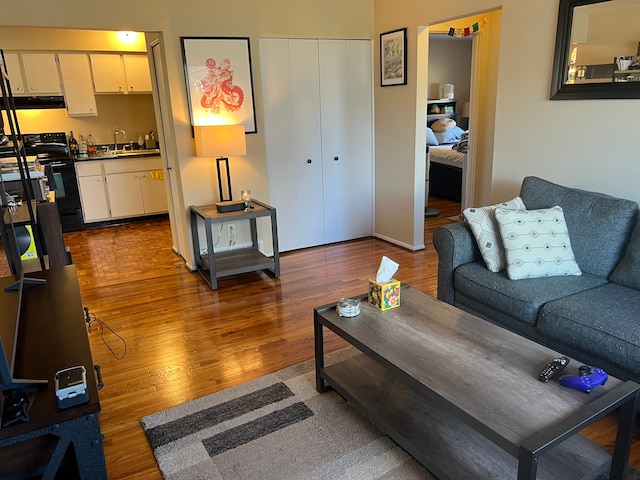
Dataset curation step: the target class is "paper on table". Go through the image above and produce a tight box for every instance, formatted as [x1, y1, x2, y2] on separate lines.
[375, 256, 399, 283]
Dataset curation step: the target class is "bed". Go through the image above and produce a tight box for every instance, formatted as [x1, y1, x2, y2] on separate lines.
[428, 144, 466, 203]
[425, 120, 468, 208]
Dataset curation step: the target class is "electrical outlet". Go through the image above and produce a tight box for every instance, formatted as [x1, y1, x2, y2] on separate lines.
[107, 125, 118, 135]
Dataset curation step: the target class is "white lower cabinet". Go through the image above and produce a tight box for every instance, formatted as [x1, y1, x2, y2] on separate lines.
[76, 157, 167, 223]
[78, 175, 110, 222]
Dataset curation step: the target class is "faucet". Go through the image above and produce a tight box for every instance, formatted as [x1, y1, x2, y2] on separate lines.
[113, 129, 126, 150]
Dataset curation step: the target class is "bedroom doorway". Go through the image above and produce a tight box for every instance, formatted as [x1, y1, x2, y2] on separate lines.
[423, 9, 502, 215]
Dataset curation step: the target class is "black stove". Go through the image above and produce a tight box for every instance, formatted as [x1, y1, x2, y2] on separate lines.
[21, 132, 70, 161]
[23, 131, 84, 232]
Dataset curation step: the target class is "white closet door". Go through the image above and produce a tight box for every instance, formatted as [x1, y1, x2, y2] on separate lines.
[262, 39, 298, 252]
[288, 40, 324, 250]
[262, 38, 372, 252]
[345, 40, 373, 239]
[319, 40, 349, 244]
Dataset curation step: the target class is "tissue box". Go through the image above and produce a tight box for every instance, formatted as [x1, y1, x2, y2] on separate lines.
[368, 279, 401, 310]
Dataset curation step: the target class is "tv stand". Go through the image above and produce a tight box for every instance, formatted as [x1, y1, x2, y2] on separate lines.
[0, 266, 106, 479]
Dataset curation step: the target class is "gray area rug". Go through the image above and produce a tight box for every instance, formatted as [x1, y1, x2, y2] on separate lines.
[142, 347, 640, 480]
[141, 348, 434, 479]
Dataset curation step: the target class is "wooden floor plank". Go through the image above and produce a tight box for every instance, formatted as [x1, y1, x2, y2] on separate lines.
[0, 196, 638, 478]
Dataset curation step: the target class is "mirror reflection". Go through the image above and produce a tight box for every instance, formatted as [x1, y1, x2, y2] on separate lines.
[566, 0, 640, 85]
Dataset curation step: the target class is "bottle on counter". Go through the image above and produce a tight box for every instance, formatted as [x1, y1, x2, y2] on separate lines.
[68, 131, 78, 156]
[137, 132, 145, 149]
[78, 135, 88, 155]
[87, 134, 97, 155]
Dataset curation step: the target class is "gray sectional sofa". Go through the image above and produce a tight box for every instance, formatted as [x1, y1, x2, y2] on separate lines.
[433, 176, 640, 383]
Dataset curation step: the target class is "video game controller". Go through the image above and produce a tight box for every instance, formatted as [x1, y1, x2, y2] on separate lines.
[558, 365, 608, 393]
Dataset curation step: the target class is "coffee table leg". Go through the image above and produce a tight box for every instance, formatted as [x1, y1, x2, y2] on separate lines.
[517, 447, 537, 480]
[314, 312, 327, 393]
[610, 393, 639, 480]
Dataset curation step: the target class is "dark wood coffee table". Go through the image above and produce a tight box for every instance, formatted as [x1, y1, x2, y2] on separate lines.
[314, 287, 640, 480]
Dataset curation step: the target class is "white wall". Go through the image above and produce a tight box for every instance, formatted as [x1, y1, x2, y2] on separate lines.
[427, 35, 472, 106]
[374, 0, 640, 250]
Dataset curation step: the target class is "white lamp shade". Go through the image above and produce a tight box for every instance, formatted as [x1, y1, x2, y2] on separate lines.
[194, 125, 246, 157]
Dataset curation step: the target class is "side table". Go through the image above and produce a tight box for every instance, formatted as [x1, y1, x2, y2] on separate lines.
[190, 199, 280, 290]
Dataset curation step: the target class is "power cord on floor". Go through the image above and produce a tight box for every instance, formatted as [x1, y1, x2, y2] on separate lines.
[84, 307, 127, 360]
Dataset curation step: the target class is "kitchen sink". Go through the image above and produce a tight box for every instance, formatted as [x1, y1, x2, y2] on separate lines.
[92, 149, 160, 159]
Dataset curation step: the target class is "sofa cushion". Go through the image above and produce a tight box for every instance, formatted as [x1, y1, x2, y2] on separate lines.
[519, 176, 638, 278]
[610, 214, 640, 289]
[494, 206, 582, 280]
[539, 283, 640, 376]
[462, 196, 526, 273]
[454, 262, 607, 326]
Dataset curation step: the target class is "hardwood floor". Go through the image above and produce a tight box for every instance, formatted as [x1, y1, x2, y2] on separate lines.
[1, 196, 638, 478]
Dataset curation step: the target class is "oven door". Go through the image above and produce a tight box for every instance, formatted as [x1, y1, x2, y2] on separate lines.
[48, 161, 81, 212]
[46, 160, 84, 232]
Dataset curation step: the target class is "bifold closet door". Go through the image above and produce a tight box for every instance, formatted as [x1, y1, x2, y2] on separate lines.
[261, 38, 372, 252]
[319, 39, 373, 244]
[262, 39, 324, 252]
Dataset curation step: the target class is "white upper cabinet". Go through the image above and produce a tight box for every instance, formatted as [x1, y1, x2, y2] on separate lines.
[90, 53, 152, 94]
[122, 54, 152, 92]
[4, 52, 61, 95]
[58, 54, 98, 117]
[3, 53, 26, 95]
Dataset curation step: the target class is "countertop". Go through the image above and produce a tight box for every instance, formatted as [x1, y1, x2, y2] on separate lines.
[73, 149, 161, 161]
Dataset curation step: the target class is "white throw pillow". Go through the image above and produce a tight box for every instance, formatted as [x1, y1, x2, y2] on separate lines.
[494, 206, 582, 280]
[462, 197, 526, 272]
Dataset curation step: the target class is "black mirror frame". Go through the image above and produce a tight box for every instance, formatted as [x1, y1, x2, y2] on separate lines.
[550, 0, 640, 100]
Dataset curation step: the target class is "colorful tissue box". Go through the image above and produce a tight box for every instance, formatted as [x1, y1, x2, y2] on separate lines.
[368, 278, 401, 311]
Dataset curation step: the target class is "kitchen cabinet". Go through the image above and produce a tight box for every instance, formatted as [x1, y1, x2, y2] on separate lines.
[260, 38, 373, 252]
[76, 156, 167, 223]
[76, 162, 110, 222]
[90, 53, 152, 93]
[58, 54, 98, 117]
[3, 53, 25, 95]
[122, 55, 152, 92]
[3, 52, 61, 96]
[106, 172, 144, 217]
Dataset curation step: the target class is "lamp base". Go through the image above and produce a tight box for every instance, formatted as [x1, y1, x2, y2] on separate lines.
[215, 200, 245, 213]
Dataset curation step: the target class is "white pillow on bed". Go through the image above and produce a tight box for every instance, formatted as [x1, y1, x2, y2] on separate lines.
[434, 126, 465, 144]
[426, 128, 439, 146]
[431, 118, 456, 132]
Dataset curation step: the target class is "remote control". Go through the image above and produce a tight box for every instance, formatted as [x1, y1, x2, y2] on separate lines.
[538, 356, 570, 382]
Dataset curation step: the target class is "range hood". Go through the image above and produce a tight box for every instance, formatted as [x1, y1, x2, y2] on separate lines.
[2, 96, 66, 110]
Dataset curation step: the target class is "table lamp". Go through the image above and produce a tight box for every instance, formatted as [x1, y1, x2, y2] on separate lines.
[194, 125, 246, 202]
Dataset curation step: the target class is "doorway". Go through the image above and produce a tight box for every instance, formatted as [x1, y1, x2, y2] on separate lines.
[422, 9, 502, 218]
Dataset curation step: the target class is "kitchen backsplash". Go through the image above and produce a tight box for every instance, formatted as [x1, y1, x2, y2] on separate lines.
[2, 94, 157, 146]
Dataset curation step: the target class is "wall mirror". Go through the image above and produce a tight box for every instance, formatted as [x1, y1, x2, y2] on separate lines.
[550, 0, 640, 99]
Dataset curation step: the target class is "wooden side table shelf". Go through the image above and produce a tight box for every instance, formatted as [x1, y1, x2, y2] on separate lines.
[190, 199, 280, 290]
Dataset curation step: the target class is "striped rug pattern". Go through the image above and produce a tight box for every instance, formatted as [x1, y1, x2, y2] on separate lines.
[141, 348, 434, 479]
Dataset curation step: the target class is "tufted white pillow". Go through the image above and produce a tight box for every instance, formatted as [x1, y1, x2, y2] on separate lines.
[494, 206, 582, 280]
[463, 197, 526, 272]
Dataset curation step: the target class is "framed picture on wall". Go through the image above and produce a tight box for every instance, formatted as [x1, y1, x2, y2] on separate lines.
[180, 36, 257, 133]
[380, 28, 407, 87]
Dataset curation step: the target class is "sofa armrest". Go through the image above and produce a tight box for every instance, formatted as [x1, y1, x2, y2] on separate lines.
[433, 222, 481, 304]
